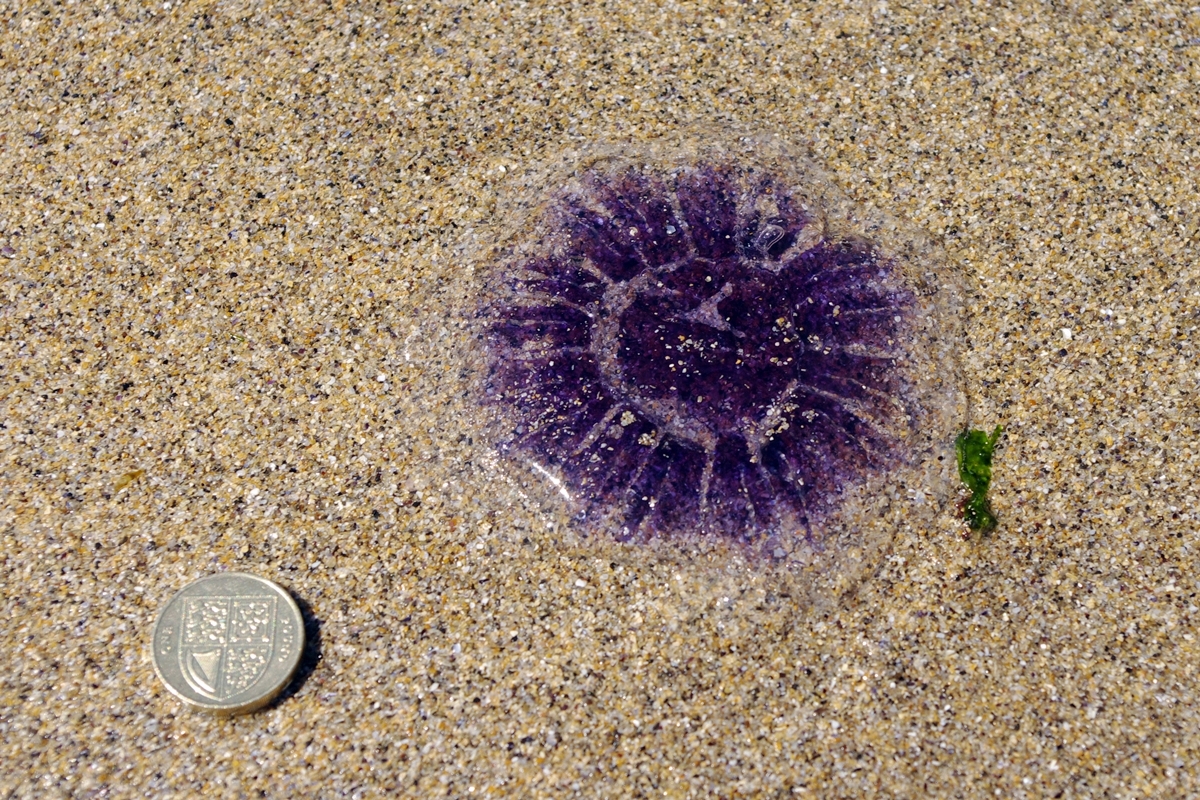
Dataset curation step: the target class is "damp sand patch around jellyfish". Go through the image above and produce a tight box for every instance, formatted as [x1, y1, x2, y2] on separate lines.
[465, 132, 968, 603]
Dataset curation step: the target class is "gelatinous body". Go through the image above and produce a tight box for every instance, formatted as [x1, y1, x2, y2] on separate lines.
[480, 136, 966, 560]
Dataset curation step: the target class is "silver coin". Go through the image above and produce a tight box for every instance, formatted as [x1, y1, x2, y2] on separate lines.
[151, 572, 305, 716]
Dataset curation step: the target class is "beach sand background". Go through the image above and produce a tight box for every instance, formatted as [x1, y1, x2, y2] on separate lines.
[3, 0, 1199, 796]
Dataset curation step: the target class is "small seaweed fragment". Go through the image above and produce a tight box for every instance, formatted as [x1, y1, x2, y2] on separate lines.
[114, 468, 146, 492]
[956, 426, 1002, 533]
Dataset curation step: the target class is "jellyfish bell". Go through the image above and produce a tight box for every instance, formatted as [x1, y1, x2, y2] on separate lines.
[470, 130, 968, 601]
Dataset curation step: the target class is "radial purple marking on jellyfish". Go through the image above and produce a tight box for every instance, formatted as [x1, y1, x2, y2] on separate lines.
[487, 162, 917, 544]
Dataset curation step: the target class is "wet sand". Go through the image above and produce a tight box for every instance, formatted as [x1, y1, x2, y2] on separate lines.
[3, 1, 1199, 796]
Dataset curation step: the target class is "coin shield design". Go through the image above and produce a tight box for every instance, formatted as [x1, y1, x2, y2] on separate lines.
[179, 597, 277, 700]
[152, 572, 305, 715]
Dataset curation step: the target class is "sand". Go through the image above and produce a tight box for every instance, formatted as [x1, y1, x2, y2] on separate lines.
[2, 0, 1199, 796]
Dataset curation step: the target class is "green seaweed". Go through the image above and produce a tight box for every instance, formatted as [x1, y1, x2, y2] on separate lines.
[955, 425, 1003, 533]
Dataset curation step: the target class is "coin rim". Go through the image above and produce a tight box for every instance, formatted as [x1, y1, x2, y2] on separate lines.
[151, 572, 305, 716]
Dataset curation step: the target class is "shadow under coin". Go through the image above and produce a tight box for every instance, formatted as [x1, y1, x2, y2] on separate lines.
[266, 590, 322, 710]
